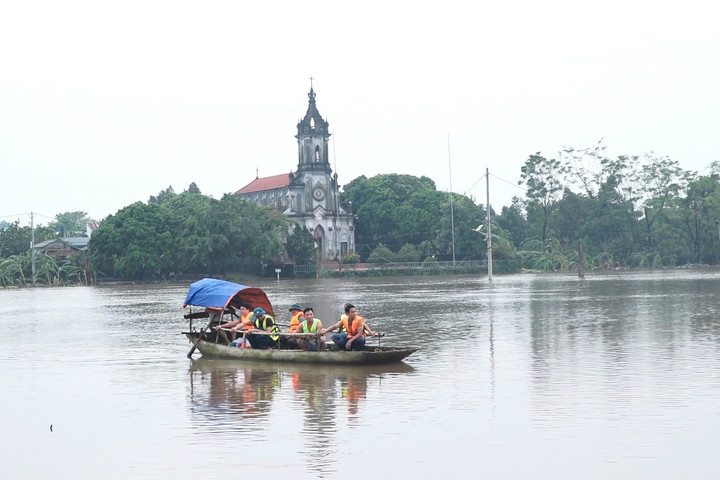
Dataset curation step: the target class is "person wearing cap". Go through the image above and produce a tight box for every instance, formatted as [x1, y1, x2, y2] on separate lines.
[282, 303, 304, 348]
[245, 307, 280, 350]
[288, 304, 303, 333]
[320, 303, 377, 351]
[295, 307, 326, 352]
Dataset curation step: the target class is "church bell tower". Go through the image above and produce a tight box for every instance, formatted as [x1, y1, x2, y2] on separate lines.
[296, 81, 332, 173]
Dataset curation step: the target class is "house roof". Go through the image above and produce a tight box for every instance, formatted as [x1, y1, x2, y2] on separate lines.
[34, 237, 90, 250]
[236, 173, 293, 194]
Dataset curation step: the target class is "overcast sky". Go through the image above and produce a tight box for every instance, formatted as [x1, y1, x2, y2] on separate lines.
[2, 0, 719, 227]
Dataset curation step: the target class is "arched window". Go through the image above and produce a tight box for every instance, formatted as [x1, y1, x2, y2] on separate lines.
[315, 146, 320, 162]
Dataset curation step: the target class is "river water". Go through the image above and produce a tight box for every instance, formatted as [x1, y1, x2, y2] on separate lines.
[2, 270, 719, 479]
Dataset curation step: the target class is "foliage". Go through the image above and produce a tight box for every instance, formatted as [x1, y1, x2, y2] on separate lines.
[396, 243, 421, 262]
[47, 211, 91, 237]
[341, 252, 360, 264]
[0, 221, 54, 258]
[286, 223, 316, 263]
[88, 189, 293, 280]
[367, 244, 396, 263]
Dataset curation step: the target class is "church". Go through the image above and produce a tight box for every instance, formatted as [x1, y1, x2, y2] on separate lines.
[235, 85, 355, 261]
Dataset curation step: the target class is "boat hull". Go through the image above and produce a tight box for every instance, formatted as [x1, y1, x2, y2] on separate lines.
[184, 334, 417, 364]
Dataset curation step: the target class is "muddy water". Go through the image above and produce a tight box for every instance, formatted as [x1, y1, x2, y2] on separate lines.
[2, 270, 719, 479]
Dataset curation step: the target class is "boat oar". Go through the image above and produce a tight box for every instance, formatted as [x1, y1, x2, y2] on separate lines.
[187, 311, 222, 358]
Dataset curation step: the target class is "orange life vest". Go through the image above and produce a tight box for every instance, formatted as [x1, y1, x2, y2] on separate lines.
[289, 311, 303, 333]
[341, 314, 365, 337]
[240, 311, 253, 330]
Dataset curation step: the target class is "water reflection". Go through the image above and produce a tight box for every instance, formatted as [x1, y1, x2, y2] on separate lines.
[187, 357, 414, 474]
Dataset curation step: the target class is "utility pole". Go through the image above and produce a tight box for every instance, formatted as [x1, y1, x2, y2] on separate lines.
[486, 168, 493, 282]
[448, 134, 456, 266]
[30, 211, 36, 284]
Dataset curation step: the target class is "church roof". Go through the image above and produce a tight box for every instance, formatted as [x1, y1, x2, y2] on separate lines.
[236, 173, 293, 194]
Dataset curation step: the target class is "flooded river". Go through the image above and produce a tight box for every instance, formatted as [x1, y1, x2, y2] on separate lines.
[2, 270, 719, 479]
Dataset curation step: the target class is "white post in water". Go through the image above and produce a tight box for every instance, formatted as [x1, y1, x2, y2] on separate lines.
[275, 268, 281, 281]
[486, 169, 493, 282]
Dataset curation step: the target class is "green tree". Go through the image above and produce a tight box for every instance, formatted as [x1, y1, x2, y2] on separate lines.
[48, 211, 91, 237]
[342, 174, 444, 251]
[286, 223, 316, 263]
[519, 153, 566, 243]
[148, 186, 177, 205]
[88, 201, 175, 280]
[396, 243, 421, 262]
[367, 244, 396, 263]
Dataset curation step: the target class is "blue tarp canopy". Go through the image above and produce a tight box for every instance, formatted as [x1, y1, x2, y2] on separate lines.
[183, 278, 274, 315]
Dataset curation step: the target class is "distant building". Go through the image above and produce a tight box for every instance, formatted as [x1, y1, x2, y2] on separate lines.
[86, 220, 102, 237]
[34, 237, 89, 262]
[236, 86, 355, 261]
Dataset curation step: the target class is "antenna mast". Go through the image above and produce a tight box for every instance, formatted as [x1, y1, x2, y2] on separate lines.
[448, 135, 456, 266]
[486, 168, 493, 282]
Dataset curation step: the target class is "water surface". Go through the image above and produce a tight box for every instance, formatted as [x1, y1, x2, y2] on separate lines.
[2, 270, 719, 479]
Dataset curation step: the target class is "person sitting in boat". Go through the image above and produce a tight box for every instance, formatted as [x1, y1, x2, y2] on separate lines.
[228, 304, 256, 347]
[281, 303, 304, 348]
[321, 303, 377, 351]
[294, 307, 326, 352]
[245, 307, 281, 350]
[213, 304, 252, 345]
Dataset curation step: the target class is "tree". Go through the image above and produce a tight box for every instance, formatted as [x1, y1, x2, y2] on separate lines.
[286, 224, 315, 263]
[148, 186, 176, 205]
[343, 174, 455, 255]
[48, 211, 91, 237]
[637, 155, 691, 249]
[519, 153, 566, 243]
[89, 201, 175, 280]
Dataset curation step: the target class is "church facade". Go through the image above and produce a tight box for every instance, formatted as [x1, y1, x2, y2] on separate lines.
[235, 86, 355, 261]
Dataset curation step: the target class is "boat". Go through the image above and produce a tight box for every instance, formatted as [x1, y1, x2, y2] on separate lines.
[182, 278, 418, 364]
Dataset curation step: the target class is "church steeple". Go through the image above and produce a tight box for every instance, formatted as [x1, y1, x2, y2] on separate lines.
[296, 80, 331, 172]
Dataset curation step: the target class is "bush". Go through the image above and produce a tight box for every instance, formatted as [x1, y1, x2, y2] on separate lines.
[341, 252, 360, 264]
[396, 243, 420, 262]
[367, 244, 396, 263]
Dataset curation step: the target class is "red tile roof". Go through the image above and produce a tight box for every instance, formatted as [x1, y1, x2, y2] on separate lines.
[236, 173, 293, 194]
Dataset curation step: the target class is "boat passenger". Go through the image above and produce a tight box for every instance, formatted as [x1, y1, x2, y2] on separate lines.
[321, 303, 377, 351]
[214, 304, 252, 345]
[282, 303, 304, 348]
[295, 307, 326, 352]
[246, 307, 281, 350]
[228, 304, 254, 347]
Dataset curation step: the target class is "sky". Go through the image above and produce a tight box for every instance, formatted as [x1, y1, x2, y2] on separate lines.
[2, 0, 719, 227]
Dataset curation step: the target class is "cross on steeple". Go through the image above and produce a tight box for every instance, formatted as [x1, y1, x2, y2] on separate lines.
[309, 76, 314, 89]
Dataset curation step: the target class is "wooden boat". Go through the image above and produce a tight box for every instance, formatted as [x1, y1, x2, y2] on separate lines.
[182, 278, 418, 364]
[184, 334, 418, 364]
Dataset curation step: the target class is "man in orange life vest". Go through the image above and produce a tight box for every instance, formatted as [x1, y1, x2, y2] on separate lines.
[282, 303, 304, 348]
[321, 303, 377, 351]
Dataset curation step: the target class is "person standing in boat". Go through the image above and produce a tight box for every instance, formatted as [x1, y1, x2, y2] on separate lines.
[321, 303, 377, 351]
[294, 307, 326, 352]
[213, 304, 252, 345]
[245, 307, 281, 350]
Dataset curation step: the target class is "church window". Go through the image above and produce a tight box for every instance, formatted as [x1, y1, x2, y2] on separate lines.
[315, 146, 320, 162]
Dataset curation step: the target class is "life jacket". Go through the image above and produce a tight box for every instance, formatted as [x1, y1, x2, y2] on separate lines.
[341, 314, 365, 337]
[289, 311, 303, 333]
[300, 318, 321, 333]
[240, 311, 253, 330]
[254, 314, 280, 341]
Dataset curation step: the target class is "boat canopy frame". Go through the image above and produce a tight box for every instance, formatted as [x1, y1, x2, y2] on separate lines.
[183, 278, 275, 316]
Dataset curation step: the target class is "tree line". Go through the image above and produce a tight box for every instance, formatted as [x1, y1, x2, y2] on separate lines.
[2, 141, 719, 285]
